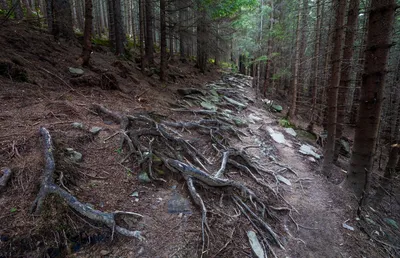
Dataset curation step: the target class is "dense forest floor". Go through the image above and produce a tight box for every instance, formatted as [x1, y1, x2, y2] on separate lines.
[0, 21, 397, 257]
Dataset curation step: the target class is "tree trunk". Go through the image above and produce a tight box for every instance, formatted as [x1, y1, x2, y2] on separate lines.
[307, 0, 322, 132]
[139, 0, 145, 69]
[144, 0, 154, 65]
[13, 0, 24, 20]
[0, 0, 8, 10]
[178, 4, 185, 62]
[52, 0, 75, 41]
[80, 0, 93, 66]
[322, 0, 346, 176]
[160, 0, 167, 81]
[107, 0, 116, 50]
[333, 0, 360, 162]
[114, 0, 125, 55]
[346, 0, 396, 197]
[262, 0, 274, 97]
[196, 4, 207, 73]
[46, 0, 53, 32]
[288, 6, 301, 119]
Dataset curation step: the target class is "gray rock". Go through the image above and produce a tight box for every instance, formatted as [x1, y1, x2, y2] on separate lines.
[247, 231, 265, 258]
[71, 122, 84, 129]
[284, 127, 297, 137]
[299, 144, 321, 159]
[90, 126, 103, 135]
[267, 127, 286, 145]
[271, 104, 283, 112]
[277, 175, 292, 186]
[200, 101, 217, 111]
[66, 148, 83, 162]
[138, 172, 151, 183]
[223, 96, 247, 108]
[68, 67, 84, 76]
[233, 117, 248, 127]
[248, 114, 262, 124]
[100, 250, 110, 256]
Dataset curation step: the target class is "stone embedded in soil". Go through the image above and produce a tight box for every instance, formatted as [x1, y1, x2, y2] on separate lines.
[65, 148, 83, 162]
[68, 67, 84, 76]
[267, 127, 287, 145]
[284, 127, 297, 137]
[200, 101, 217, 111]
[100, 250, 110, 256]
[168, 190, 192, 214]
[71, 122, 84, 129]
[138, 172, 151, 183]
[277, 175, 292, 186]
[223, 96, 247, 108]
[248, 114, 262, 124]
[90, 126, 103, 135]
[233, 117, 248, 127]
[247, 231, 265, 258]
[299, 144, 321, 159]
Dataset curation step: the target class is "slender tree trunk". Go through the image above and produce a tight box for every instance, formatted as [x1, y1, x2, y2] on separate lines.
[322, 0, 346, 176]
[262, 0, 274, 97]
[308, 0, 322, 132]
[346, 0, 396, 197]
[46, 0, 53, 32]
[333, 0, 360, 161]
[107, 0, 116, 50]
[53, 0, 75, 41]
[144, 0, 154, 65]
[0, 0, 8, 10]
[13, 0, 24, 20]
[288, 6, 301, 119]
[160, 0, 167, 81]
[80, 0, 93, 66]
[178, 4, 185, 61]
[114, 0, 125, 55]
[139, 0, 145, 69]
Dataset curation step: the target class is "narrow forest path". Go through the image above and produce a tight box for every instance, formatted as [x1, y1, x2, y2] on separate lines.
[215, 75, 356, 258]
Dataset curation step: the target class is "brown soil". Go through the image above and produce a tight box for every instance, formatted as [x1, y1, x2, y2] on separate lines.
[0, 20, 398, 258]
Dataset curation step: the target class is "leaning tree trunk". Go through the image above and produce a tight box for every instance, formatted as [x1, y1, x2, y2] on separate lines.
[80, 0, 93, 66]
[322, 0, 346, 176]
[160, 0, 167, 81]
[346, 0, 396, 197]
[333, 0, 360, 162]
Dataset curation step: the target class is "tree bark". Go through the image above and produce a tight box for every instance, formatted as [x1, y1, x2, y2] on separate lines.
[307, 0, 322, 132]
[196, 3, 208, 73]
[144, 0, 154, 65]
[13, 0, 24, 20]
[322, 0, 346, 176]
[346, 0, 396, 197]
[80, 0, 93, 66]
[333, 0, 360, 162]
[288, 6, 301, 119]
[52, 0, 75, 41]
[139, 0, 146, 69]
[0, 0, 8, 10]
[160, 0, 167, 81]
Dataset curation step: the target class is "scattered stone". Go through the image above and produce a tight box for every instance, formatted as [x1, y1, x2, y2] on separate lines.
[248, 114, 262, 124]
[277, 175, 292, 186]
[65, 148, 83, 162]
[284, 127, 297, 137]
[342, 221, 354, 231]
[233, 117, 248, 127]
[168, 189, 192, 214]
[100, 250, 110, 256]
[200, 101, 217, 111]
[137, 247, 144, 255]
[247, 231, 265, 258]
[71, 122, 84, 129]
[271, 104, 283, 112]
[177, 88, 205, 96]
[308, 157, 317, 163]
[138, 172, 151, 183]
[68, 67, 84, 76]
[130, 191, 139, 197]
[267, 127, 286, 145]
[90, 126, 103, 135]
[299, 144, 321, 159]
[223, 96, 247, 108]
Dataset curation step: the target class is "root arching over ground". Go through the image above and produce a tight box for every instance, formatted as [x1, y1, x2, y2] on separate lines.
[32, 101, 290, 256]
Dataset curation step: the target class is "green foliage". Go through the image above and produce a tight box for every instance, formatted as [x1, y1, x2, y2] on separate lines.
[10, 207, 17, 213]
[92, 37, 110, 47]
[202, 0, 258, 19]
[279, 118, 292, 128]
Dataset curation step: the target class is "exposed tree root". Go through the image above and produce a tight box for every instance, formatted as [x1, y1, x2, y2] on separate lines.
[93, 104, 285, 253]
[31, 127, 144, 240]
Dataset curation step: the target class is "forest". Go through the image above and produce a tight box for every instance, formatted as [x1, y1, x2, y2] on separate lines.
[0, 0, 399, 257]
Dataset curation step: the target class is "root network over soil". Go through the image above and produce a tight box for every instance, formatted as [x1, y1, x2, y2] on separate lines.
[32, 98, 290, 256]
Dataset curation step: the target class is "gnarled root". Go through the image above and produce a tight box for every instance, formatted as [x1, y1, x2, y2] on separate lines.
[31, 127, 144, 240]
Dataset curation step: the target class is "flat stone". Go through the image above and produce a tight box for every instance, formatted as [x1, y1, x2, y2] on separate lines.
[100, 250, 110, 256]
[248, 114, 262, 123]
[267, 127, 286, 145]
[200, 101, 217, 111]
[138, 172, 151, 183]
[277, 175, 292, 186]
[71, 122, 84, 129]
[65, 148, 83, 162]
[284, 127, 297, 137]
[247, 231, 265, 258]
[90, 126, 103, 135]
[68, 67, 84, 76]
[299, 144, 321, 159]
[223, 96, 247, 108]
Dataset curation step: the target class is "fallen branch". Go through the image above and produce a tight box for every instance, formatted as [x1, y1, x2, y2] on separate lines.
[31, 127, 144, 240]
[0, 167, 12, 190]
